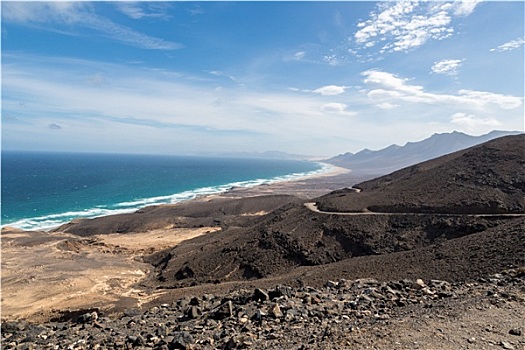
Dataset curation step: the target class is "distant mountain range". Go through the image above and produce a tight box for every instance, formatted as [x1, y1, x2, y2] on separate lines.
[325, 130, 522, 175]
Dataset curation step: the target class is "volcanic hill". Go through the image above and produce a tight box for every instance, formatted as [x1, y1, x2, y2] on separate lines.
[135, 135, 524, 289]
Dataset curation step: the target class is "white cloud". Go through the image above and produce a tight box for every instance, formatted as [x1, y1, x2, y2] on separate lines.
[451, 0, 483, 16]
[294, 51, 306, 60]
[312, 85, 348, 96]
[116, 2, 172, 20]
[187, 4, 204, 16]
[457, 90, 523, 110]
[490, 37, 525, 52]
[431, 59, 463, 76]
[354, 0, 481, 54]
[450, 112, 500, 132]
[362, 70, 523, 110]
[367, 89, 402, 99]
[1, 2, 182, 50]
[321, 103, 357, 116]
[2, 2, 87, 23]
[376, 102, 399, 110]
[363, 70, 424, 95]
[116, 3, 147, 19]
[323, 54, 342, 66]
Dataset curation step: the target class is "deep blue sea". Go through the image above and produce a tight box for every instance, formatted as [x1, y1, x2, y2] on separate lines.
[1, 151, 326, 231]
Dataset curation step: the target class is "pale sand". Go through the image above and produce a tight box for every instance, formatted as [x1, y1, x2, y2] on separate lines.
[1, 226, 219, 321]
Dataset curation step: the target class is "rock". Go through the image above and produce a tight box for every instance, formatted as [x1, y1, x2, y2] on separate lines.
[252, 309, 266, 321]
[253, 288, 270, 302]
[77, 311, 98, 324]
[428, 280, 452, 291]
[224, 336, 238, 350]
[123, 308, 141, 317]
[270, 303, 283, 318]
[270, 285, 293, 299]
[211, 300, 233, 320]
[326, 280, 339, 289]
[186, 306, 201, 319]
[2, 321, 27, 332]
[509, 328, 522, 336]
[171, 332, 194, 349]
[411, 279, 427, 290]
[189, 297, 200, 306]
[500, 340, 515, 350]
[134, 334, 145, 346]
[156, 323, 168, 337]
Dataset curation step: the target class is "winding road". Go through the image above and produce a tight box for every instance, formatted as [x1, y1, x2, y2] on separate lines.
[304, 202, 525, 218]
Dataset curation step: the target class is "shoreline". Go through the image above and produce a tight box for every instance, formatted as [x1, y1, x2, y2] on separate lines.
[0, 164, 354, 321]
[2, 162, 351, 232]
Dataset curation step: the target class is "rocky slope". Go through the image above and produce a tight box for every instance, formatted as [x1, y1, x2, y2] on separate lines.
[3, 269, 524, 349]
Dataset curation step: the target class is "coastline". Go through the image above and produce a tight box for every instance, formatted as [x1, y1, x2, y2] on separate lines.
[1, 163, 354, 321]
[2, 162, 350, 232]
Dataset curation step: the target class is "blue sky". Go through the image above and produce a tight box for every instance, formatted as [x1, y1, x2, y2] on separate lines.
[2, 1, 524, 156]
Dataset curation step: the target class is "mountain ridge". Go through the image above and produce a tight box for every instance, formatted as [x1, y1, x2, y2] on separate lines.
[326, 130, 521, 175]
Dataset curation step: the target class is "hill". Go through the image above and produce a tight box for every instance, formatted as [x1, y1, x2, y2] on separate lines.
[325, 130, 520, 175]
[143, 135, 524, 288]
[318, 134, 525, 214]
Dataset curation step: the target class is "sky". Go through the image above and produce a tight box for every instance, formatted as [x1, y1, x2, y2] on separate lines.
[2, 1, 524, 157]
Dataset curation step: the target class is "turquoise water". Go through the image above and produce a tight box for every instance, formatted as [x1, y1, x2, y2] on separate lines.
[1, 151, 326, 230]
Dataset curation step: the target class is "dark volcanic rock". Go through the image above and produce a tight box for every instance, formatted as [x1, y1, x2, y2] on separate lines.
[3, 271, 524, 349]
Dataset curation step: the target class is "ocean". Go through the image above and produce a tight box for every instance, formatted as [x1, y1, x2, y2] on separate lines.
[1, 151, 326, 231]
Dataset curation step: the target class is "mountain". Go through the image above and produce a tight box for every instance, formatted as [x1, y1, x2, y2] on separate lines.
[326, 130, 521, 175]
[318, 134, 525, 214]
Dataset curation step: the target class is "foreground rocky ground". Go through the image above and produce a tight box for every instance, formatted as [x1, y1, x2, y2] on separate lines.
[3, 268, 524, 349]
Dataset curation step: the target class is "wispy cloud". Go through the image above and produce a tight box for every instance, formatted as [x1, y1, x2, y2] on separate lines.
[312, 85, 348, 96]
[294, 51, 306, 60]
[490, 37, 525, 52]
[3, 54, 366, 155]
[450, 112, 500, 132]
[115, 2, 172, 20]
[187, 4, 204, 16]
[376, 102, 399, 110]
[362, 70, 522, 110]
[354, 1, 481, 54]
[1, 2, 182, 50]
[321, 103, 357, 116]
[431, 59, 463, 76]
